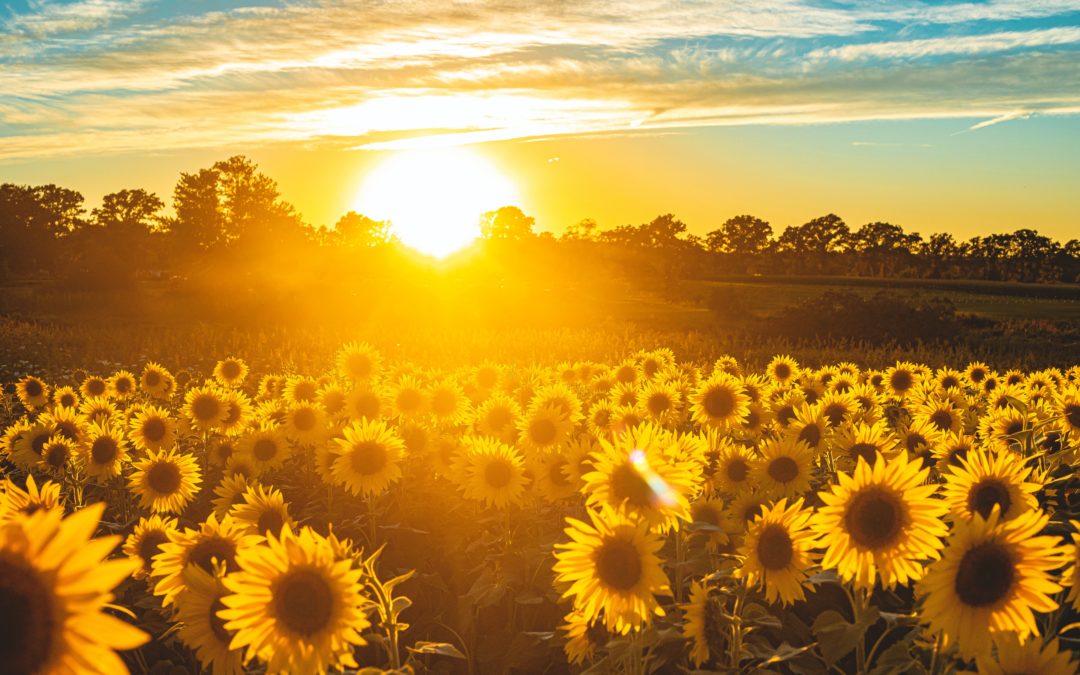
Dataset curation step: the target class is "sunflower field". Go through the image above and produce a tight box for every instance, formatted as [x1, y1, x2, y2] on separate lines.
[3, 345, 1080, 674]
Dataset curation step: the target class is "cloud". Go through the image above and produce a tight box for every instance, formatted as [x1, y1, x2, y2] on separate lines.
[1, 0, 146, 37]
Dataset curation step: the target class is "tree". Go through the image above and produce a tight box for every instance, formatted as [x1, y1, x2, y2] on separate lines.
[480, 206, 535, 240]
[92, 189, 164, 234]
[0, 183, 84, 275]
[846, 222, 921, 276]
[777, 214, 849, 273]
[706, 215, 772, 254]
[171, 168, 224, 253]
[561, 218, 599, 242]
[332, 211, 392, 246]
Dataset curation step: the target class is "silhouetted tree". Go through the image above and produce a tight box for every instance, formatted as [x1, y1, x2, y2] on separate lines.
[332, 211, 392, 247]
[0, 183, 84, 275]
[561, 218, 599, 241]
[777, 214, 848, 273]
[846, 222, 921, 277]
[705, 215, 773, 255]
[480, 206, 535, 240]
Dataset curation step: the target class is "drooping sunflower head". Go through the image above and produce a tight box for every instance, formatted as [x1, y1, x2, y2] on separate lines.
[976, 634, 1078, 675]
[230, 484, 295, 536]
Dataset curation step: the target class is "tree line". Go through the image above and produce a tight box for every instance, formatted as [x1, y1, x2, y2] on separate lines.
[2, 155, 1078, 286]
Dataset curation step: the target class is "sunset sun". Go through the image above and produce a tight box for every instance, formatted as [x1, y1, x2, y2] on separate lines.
[353, 147, 519, 258]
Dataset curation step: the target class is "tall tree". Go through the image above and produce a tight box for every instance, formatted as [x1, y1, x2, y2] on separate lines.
[706, 215, 772, 254]
[480, 206, 535, 240]
[332, 211, 392, 246]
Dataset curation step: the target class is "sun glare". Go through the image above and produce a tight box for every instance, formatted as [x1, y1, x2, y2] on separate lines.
[353, 147, 519, 258]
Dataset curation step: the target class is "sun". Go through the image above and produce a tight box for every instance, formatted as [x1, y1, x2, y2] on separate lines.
[353, 147, 519, 258]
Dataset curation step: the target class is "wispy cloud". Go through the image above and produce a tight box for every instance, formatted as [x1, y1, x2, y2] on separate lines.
[959, 111, 1032, 133]
[1, 0, 1079, 160]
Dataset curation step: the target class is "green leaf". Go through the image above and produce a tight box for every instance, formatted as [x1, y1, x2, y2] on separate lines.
[812, 608, 877, 663]
[869, 639, 919, 675]
[407, 641, 466, 659]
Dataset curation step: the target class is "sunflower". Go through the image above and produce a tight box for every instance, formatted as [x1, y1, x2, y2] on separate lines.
[473, 362, 502, 392]
[11, 419, 53, 469]
[41, 404, 88, 446]
[689, 373, 749, 430]
[786, 402, 831, 454]
[1053, 385, 1080, 443]
[345, 385, 387, 421]
[638, 379, 683, 427]
[563, 434, 600, 490]
[257, 374, 285, 401]
[230, 484, 296, 536]
[129, 447, 202, 514]
[15, 374, 49, 409]
[79, 395, 117, 426]
[976, 634, 1077, 675]
[390, 375, 427, 418]
[460, 436, 530, 508]
[212, 356, 249, 389]
[682, 581, 727, 667]
[518, 403, 573, 453]
[964, 361, 991, 387]
[336, 341, 382, 382]
[751, 435, 814, 498]
[38, 435, 79, 477]
[587, 400, 616, 438]
[884, 362, 921, 399]
[529, 450, 579, 502]
[128, 404, 177, 452]
[52, 385, 79, 410]
[612, 360, 639, 386]
[80, 374, 109, 399]
[141, 362, 175, 398]
[330, 418, 405, 497]
[898, 417, 945, 469]
[428, 378, 471, 426]
[766, 355, 800, 385]
[211, 473, 255, 519]
[833, 420, 898, 470]
[814, 452, 948, 589]
[918, 508, 1066, 658]
[317, 384, 348, 419]
[152, 513, 260, 607]
[817, 391, 858, 429]
[83, 420, 129, 480]
[723, 490, 770, 535]
[208, 436, 238, 467]
[582, 423, 698, 532]
[224, 452, 260, 480]
[0, 474, 63, 519]
[560, 609, 607, 666]
[239, 424, 290, 473]
[123, 513, 179, 579]
[283, 376, 320, 403]
[109, 369, 138, 399]
[553, 510, 670, 634]
[913, 397, 965, 435]
[283, 400, 326, 445]
[941, 449, 1040, 523]
[610, 381, 639, 409]
[219, 526, 370, 673]
[474, 392, 521, 442]
[217, 389, 252, 436]
[934, 367, 965, 392]
[688, 494, 729, 551]
[711, 440, 756, 494]
[978, 406, 1031, 454]
[737, 498, 817, 605]
[184, 384, 228, 433]
[176, 563, 244, 675]
[0, 503, 148, 674]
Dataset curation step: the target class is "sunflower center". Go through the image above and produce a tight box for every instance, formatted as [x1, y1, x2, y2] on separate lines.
[91, 437, 119, 464]
[349, 441, 388, 475]
[87, 379, 106, 396]
[431, 390, 457, 416]
[25, 380, 43, 397]
[147, 461, 182, 495]
[741, 502, 764, 524]
[484, 458, 514, 488]
[774, 363, 791, 380]
[347, 354, 373, 379]
[192, 395, 220, 422]
[397, 389, 422, 412]
[744, 409, 761, 429]
[941, 376, 960, 389]
[823, 404, 846, 427]
[354, 392, 381, 419]
[257, 509, 286, 535]
[954, 542, 1015, 607]
[647, 394, 670, 415]
[44, 442, 69, 469]
[30, 433, 49, 456]
[930, 410, 954, 431]
[188, 536, 238, 573]
[292, 408, 317, 431]
[0, 553, 56, 674]
[767, 456, 799, 484]
[593, 538, 642, 591]
[890, 371, 913, 392]
[209, 597, 231, 644]
[221, 361, 242, 379]
[610, 464, 653, 507]
[970, 368, 986, 383]
[1004, 421, 1024, 436]
[847, 443, 879, 466]
[1065, 404, 1080, 430]
[616, 366, 636, 383]
[137, 530, 170, 570]
[253, 438, 279, 462]
[529, 418, 558, 446]
[904, 432, 927, 452]
[143, 417, 167, 442]
[55, 421, 79, 442]
[845, 488, 904, 549]
[294, 382, 317, 401]
[776, 405, 796, 427]
[797, 424, 821, 448]
[59, 393, 76, 407]
[757, 524, 794, 570]
[274, 568, 336, 637]
[115, 378, 133, 394]
[223, 403, 241, 426]
[702, 388, 736, 419]
[145, 371, 162, 386]
[968, 479, 1013, 520]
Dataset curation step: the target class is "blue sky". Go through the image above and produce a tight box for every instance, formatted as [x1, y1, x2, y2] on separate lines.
[1, 0, 1079, 237]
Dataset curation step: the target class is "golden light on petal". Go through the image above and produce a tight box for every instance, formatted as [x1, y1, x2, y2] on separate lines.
[353, 146, 519, 258]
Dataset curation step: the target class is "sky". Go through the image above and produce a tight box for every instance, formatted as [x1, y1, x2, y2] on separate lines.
[1, 0, 1079, 241]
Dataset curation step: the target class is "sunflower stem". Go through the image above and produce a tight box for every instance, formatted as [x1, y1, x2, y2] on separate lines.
[674, 527, 686, 604]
